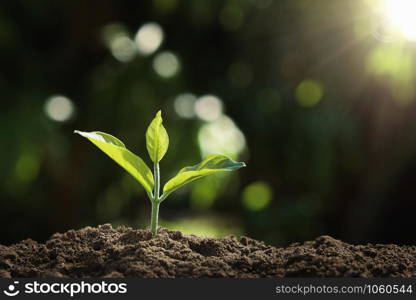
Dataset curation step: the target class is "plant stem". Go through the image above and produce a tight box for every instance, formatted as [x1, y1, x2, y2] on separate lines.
[150, 162, 161, 234]
[154, 162, 160, 201]
[150, 200, 160, 234]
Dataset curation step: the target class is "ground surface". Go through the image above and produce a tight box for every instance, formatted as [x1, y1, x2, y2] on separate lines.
[0, 224, 415, 278]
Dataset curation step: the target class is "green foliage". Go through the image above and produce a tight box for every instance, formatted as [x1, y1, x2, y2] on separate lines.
[162, 154, 245, 200]
[146, 110, 169, 163]
[73, 130, 154, 195]
[75, 111, 245, 234]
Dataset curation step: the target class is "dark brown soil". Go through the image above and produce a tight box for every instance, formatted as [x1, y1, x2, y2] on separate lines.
[0, 224, 415, 278]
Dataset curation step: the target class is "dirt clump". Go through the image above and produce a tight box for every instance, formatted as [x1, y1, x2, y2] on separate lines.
[0, 224, 415, 278]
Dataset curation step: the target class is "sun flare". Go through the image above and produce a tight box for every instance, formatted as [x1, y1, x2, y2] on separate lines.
[382, 0, 416, 40]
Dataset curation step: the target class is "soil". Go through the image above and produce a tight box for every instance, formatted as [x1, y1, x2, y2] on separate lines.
[0, 224, 415, 278]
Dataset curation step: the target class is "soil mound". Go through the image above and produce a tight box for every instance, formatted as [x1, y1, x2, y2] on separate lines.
[1, 224, 415, 278]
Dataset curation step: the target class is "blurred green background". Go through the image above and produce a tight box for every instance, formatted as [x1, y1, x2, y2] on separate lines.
[1, 0, 416, 246]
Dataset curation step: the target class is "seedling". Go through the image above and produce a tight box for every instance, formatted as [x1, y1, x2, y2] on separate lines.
[74, 111, 245, 234]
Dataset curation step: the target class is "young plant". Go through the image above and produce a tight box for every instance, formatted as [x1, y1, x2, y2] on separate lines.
[74, 111, 245, 234]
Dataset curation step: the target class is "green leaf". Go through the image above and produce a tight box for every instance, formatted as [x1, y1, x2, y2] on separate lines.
[74, 130, 154, 195]
[146, 111, 169, 163]
[162, 154, 246, 199]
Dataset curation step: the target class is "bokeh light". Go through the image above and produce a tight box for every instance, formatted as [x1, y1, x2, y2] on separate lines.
[14, 151, 40, 184]
[152, 51, 180, 78]
[102, 23, 137, 62]
[195, 95, 223, 122]
[198, 115, 246, 159]
[295, 80, 324, 107]
[110, 36, 137, 62]
[242, 181, 273, 211]
[174, 93, 197, 118]
[135, 22, 164, 55]
[44, 95, 75, 122]
[366, 45, 415, 104]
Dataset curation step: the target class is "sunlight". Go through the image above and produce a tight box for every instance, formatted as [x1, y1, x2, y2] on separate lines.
[382, 0, 416, 40]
